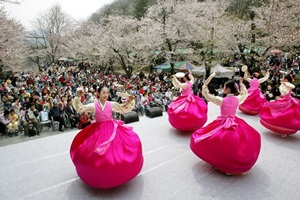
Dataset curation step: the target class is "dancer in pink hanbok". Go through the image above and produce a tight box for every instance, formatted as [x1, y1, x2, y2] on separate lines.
[190, 73, 261, 175]
[70, 86, 143, 188]
[239, 66, 270, 115]
[168, 70, 208, 131]
[260, 73, 300, 136]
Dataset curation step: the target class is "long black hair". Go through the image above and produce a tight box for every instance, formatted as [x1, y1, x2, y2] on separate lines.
[224, 80, 239, 95]
[184, 72, 191, 81]
[284, 73, 294, 83]
[97, 85, 107, 98]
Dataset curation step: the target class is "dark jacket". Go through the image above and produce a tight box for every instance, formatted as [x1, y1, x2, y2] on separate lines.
[49, 106, 64, 117]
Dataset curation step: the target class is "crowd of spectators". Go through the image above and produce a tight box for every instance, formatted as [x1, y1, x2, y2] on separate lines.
[0, 52, 299, 138]
[0, 64, 184, 137]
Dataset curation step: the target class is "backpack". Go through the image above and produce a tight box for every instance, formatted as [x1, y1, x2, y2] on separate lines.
[28, 126, 37, 137]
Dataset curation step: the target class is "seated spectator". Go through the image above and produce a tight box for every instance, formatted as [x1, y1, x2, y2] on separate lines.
[264, 85, 275, 101]
[162, 96, 170, 112]
[21, 97, 31, 110]
[165, 88, 173, 100]
[148, 93, 158, 107]
[141, 93, 150, 108]
[0, 110, 10, 136]
[34, 99, 43, 112]
[23, 104, 40, 136]
[78, 112, 91, 129]
[7, 109, 19, 136]
[1, 92, 14, 110]
[43, 96, 53, 110]
[82, 93, 94, 105]
[132, 94, 143, 116]
[11, 99, 22, 116]
[64, 99, 80, 128]
[49, 102, 66, 132]
[140, 93, 150, 115]
[216, 84, 224, 97]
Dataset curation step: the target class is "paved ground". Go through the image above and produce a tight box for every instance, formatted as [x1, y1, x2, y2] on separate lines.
[1, 102, 300, 200]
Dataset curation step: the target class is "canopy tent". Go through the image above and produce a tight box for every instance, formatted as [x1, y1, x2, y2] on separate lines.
[211, 64, 235, 78]
[153, 62, 171, 72]
[174, 61, 195, 71]
[153, 61, 205, 74]
[191, 64, 206, 76]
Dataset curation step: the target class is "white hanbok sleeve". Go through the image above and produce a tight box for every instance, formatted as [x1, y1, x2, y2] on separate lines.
[79, 102, 95, 113]
[172, 76, 188, 89]
[259, 71, 270, 83]
[202, 84, 222, 106]
[111, 100, 135, 114]
[237, 83, 248, 104]
[280, 82, 295, 96]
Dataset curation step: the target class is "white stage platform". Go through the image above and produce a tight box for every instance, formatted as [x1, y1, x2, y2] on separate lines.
[1, 103, 300, 200]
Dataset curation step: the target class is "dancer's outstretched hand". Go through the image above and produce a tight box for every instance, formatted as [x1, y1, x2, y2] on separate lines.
[239, 77, 244, 83]
[205, 73, 216, 86]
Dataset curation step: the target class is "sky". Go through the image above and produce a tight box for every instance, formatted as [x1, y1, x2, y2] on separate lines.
[3, 0, 114, 30]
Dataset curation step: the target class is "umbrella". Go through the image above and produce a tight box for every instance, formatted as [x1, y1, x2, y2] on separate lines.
[58, 57, 69, 61]
[270, 49, 282, 54]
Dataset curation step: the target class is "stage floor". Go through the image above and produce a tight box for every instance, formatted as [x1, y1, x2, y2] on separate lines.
[1, 103, 300, 200]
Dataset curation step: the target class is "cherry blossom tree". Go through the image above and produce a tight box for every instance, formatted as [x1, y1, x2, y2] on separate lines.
[253, 0, 300, 52]
[139, 0, 230, 73]
[0, 7, 27, 69]
[27, 3, 75, 69]
[64, 20, 110, 64]
[65, 15, 151, 77]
